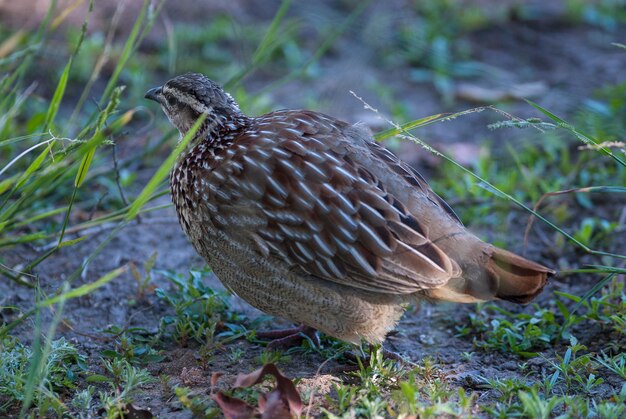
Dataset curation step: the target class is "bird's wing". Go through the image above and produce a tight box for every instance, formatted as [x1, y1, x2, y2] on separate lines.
[364, 140, 463, 226]
[203, 110, 459, 294]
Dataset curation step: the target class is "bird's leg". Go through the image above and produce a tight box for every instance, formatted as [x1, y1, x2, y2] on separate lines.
[255, 325, 320, 349]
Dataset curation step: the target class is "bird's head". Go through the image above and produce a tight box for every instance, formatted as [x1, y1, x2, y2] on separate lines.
[145, 73, 241, 136]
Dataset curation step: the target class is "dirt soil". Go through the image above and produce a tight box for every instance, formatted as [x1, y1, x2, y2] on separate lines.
[1, 0, 626, 417]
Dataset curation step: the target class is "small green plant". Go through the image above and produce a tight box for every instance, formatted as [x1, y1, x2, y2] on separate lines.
[388, 0, 493, 105]
[556, 277, 626, 336]
[100, 327, 164, 365]
[88, 358, 155, 418]
[323, 348, 402, 417]
[594, 383, 626, 418]
[459, 304, 560, 357]
[129, 251, 158, 302]
[545, 338, 602, 394]
[70, 386, 96, 419]
[174, 386, 217, 417]
[391, 360, 475, 417]
[226, 347, 245, 364]
[256, 350, 290, 366]
[0, 336, 86, 415]
[518, 388, 563, 419]
[156, 268, 241, 347]
[460, 351, 474, 362]
[596, 352, 626, 380]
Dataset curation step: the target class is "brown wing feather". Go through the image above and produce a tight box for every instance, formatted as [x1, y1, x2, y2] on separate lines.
[366, 141, 463, 225]
[202, 110, 457, 294]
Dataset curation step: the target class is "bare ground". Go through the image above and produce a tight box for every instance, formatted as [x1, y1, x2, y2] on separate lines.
[1, 0, 626, 416]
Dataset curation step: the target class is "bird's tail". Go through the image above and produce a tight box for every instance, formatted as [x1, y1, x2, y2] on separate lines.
[425, 246, 554, 304]
[486, 247, 553, 303]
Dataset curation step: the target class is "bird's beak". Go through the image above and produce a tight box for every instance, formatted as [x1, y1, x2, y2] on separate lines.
[144, 86, 163, 103]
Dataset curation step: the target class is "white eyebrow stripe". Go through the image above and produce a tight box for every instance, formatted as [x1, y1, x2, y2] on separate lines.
[162, 86, 213, 114]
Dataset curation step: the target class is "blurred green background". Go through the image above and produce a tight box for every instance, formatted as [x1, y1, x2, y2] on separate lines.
[1, 0, 625, 417]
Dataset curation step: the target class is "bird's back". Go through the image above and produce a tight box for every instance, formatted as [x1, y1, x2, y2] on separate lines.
[167, 103, 552, 342]
[149, 74, 553, 343]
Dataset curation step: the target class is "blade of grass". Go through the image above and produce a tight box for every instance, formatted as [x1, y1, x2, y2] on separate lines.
[0, 193, 170, 249]
[19, 99, 133, 273]
[0, 140, 55, 214]
[127, 113, 206, 220]
[19, 290, 43, 414]
[42, 59, 71, 132]
[75, 99, 134, 189]
[0, 138, 56, 180]
[374, 110, 482, 141]
[526, 100, 626, 167]
[581, 265, 626, 275]
[0, 263, 37, 288]
[20, 282, 69, 415]
[0, 29, 26, 58]
[0, 132, 49, 147]
[524, 186, 626, 248]
[0, 82, 38, 137]
[68, 0, 121, 127]
[0, 0, 55, 103]
[254, 0, 372, 95]
[3, 221, 127, 330]
[558, 273, 617, 337]
[43, 0, 92, 133]
[38, 266, 127, 308]
[98, 0, 148, 106]
[51, 0, 86, 29]
[225, 0, 292, 88]
[357, 96, 626, 261]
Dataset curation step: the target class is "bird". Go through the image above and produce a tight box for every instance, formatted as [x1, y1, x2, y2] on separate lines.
[145, 73, 554, 345]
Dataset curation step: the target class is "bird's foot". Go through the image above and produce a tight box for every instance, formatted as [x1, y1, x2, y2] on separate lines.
[255, 325, 320, 349]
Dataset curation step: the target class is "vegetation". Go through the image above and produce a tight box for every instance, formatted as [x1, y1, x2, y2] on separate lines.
[1, 0, 625, 417]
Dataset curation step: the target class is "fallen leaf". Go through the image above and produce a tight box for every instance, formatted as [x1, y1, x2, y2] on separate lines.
[259, 390, 291, 419]
[213, 363, 303, 419]
[213, 392, 256, 419]
[210, 371, 224, 394]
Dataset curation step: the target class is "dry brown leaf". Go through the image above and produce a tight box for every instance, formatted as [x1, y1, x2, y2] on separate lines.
[213, 392, 256, 419]
[259, 390, 291, 419]
[210, 371, 224, 394]
[213, 363, 303, 419]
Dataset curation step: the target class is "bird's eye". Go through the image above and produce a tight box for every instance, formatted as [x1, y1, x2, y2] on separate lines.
[165, 94, 179, 107]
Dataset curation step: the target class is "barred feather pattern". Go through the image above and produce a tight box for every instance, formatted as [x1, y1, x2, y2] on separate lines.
[174, 110, 462, 289]
[158, 74, 553, 343]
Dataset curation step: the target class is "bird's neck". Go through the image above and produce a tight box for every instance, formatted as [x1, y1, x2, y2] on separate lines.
[180, 110, 249, 152]
[208, 111, 248, 143]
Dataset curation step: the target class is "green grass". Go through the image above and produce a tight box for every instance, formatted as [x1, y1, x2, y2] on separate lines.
[1, 0, 626, 417]
[0, 336, 85, 415]
[155, 268, 236, 346]
[1, 1, 364, 414]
